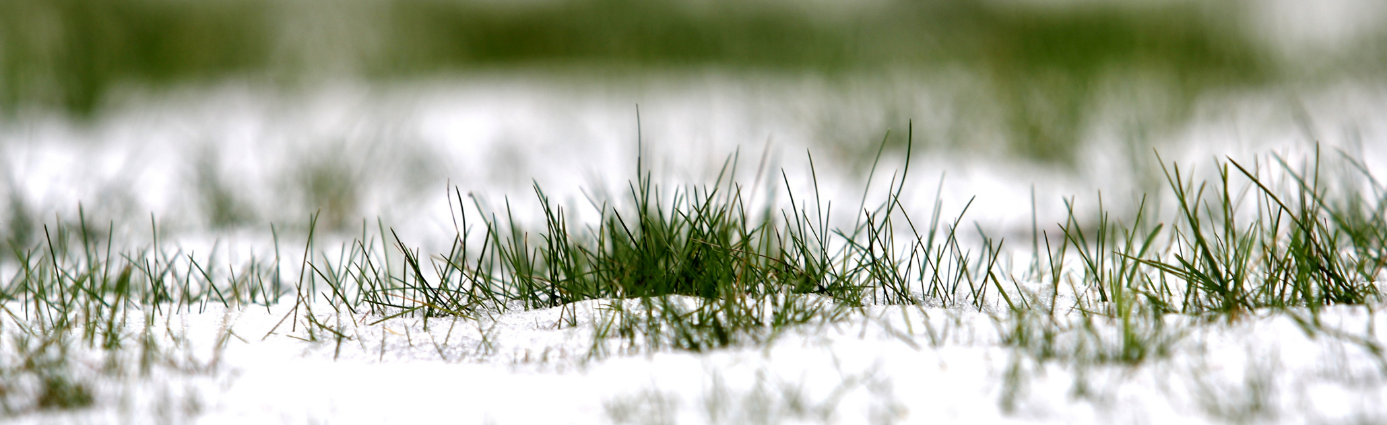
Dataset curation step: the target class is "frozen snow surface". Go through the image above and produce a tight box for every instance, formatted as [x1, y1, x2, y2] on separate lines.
[5, 300, 1387, 424]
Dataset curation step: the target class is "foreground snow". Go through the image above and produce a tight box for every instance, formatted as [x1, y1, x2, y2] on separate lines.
[6, 299, 1385, 425]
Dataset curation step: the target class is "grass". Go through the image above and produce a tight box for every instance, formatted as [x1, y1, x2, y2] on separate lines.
[0, 125, 1385, 419]
[0, 216, 253, 414]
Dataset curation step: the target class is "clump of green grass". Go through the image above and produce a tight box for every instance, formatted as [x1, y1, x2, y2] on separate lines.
[0, 208, 288, 414]
[1085, 149, 1383, 318]
[988, 146, 1387, 412]
[192, 149, 257, 230]
[336, 129, 1031, 354]
[2, 177, 37, 256]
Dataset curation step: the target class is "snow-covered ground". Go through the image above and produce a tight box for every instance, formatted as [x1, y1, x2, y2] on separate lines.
[5, 298, 1387, 424]
[4, 67, 1387, 425]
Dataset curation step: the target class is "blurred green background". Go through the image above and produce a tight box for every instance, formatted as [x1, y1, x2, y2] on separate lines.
[0, 0, 1365, 163]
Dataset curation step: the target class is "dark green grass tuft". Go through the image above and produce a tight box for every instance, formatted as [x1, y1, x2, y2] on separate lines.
[343, 129, 1003, 351]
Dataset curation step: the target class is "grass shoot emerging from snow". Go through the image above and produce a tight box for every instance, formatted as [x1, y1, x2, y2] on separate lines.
[1, 132, 1385, 419]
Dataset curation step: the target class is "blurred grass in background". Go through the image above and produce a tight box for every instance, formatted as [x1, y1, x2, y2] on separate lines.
[0, 0, 1283, 163]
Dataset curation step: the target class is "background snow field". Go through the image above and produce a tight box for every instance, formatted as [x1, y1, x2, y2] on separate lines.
[3, 0, 1387, 423]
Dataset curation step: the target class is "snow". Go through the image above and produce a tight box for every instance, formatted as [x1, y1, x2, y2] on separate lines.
[5, 300, 1387, 424]
[4, 71, 1387, 424]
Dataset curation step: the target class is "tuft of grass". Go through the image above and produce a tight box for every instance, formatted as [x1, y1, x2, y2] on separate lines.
[3, 180, 36, 256]
[193, 149, 257, 229]
[1121, 150, 1384, 316]
[294, 150, 365, 232]
[988, 146, 1387, 411]
[344, 128, 1026, 355]
[35, 373, 93, 411]
[0, 204, 288, 415]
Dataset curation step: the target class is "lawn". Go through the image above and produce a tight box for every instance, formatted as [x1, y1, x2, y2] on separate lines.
[2, 0, 1386, 423]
